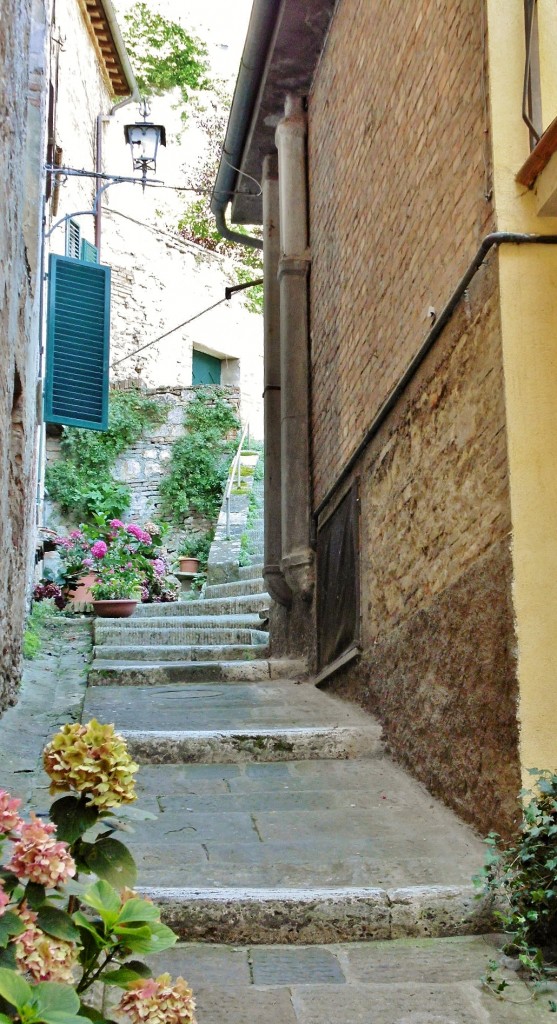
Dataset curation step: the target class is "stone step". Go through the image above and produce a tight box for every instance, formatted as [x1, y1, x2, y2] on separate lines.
[138, 886, 495, 945]
[238, 564, 264, 580]
[132, 936, 531, 1024]
[121, 725, 381, 764]
[93, 644, 271, 663]
[128, 594, 270, 617]
[204, 578, 266, 599]
[95, 613, 266, 631]
[94, 626, 269, 646]
[88, 658, 307, 686]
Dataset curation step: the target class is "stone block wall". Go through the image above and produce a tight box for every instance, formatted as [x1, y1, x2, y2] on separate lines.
[0, 0, 46, 711]
[46, 385, 241, 544]
[308, 0, 520, 833]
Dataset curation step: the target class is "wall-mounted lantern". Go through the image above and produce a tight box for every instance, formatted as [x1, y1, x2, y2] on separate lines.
[124, 99, 166, 190]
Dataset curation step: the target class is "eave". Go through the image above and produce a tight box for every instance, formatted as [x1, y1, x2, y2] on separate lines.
[211, 0, 336, 227]
[80, 0, 137, 99]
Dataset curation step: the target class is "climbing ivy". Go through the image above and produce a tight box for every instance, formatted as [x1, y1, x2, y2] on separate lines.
[123, 2, 210, 102]
[45, 389, 167, 523]
[159, 389, 240, 523]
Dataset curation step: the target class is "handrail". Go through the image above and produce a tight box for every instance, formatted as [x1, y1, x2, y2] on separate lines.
[225, 422, 249, 539]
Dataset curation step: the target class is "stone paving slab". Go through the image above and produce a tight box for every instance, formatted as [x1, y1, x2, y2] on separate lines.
[82, 682, 380, 731]
[98, 757, 485, 891]
[138, 936, 551, 1022]
[0, 618, 91, 806]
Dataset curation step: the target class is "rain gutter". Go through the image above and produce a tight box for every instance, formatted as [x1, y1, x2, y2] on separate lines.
[210, 0, 281, 250]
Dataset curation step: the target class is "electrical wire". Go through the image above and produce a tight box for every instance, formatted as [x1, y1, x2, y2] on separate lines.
[110, 296, 228, 368]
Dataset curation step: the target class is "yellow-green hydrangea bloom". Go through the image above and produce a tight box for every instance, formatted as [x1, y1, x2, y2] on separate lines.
[43, 720, 138, 808]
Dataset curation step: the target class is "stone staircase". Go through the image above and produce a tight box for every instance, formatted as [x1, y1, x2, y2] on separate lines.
[79, 460, 528, 1023]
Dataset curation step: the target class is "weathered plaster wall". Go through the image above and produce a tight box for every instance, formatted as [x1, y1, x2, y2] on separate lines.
[308, 0, 520, 833]
[103, 207, 264, 439]
[0, 0, 47, 710]
[485, 0, 557, 788]
[46, 0, 115, 257]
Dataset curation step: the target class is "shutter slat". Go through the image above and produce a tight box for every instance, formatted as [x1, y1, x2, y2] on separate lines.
[44, 253, 111, 430]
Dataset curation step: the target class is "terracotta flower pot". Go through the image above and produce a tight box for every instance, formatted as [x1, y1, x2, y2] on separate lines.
[68, 572, 97, 606]
[91, 599, 137, 618]
[178, 557, 200, 574]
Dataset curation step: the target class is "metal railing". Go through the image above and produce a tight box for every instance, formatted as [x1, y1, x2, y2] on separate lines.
[224, 422, 250, 539]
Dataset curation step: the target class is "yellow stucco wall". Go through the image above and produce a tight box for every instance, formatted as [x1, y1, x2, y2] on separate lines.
[486, 0, 557, 780]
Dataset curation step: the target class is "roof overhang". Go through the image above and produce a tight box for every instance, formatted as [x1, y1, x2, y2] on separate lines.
[211, 0, 336, 226]
[79, 0, 138, 99]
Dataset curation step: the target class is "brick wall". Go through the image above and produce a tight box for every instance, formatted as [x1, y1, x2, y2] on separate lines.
[309, 0, 494, 502]
[0, 0, 46, 711]
[308, 0, 520, 833]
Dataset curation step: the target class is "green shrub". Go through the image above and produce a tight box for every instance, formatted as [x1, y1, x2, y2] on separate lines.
[45, 389, 167, 523]
[160, 389, 240, 524]
[476, 768, 557, 980]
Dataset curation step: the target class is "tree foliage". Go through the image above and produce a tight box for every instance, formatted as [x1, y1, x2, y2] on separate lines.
[123, 2, 210, 101]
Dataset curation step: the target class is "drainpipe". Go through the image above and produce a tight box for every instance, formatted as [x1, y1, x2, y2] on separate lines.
[275, 94, 314, 601]
[262, 154, 292, 607]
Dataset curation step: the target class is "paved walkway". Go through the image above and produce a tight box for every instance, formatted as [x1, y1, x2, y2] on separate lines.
[1, 472, 552, 1020]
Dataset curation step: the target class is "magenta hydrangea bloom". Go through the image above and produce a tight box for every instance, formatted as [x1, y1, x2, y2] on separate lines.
[109, 519, 124, 530]
[126, 524, 151, 544]
[90, 540, 108, 559]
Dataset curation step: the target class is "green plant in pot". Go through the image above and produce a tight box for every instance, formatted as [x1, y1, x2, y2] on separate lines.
[89, 540, 143, 618]
[177, 533, 212, 574]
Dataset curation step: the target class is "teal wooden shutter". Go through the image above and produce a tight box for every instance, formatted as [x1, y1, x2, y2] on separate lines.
[81, 239, 99, 263]
[44, 253, 111, 430]
[192, 349, 222, 385]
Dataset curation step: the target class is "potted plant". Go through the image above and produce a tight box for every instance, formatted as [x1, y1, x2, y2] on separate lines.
[177, 533, 211, 574]
[89, 540, 143, 618]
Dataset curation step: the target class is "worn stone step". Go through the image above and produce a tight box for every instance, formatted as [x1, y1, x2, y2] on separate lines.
[128, 594, 270, 616]
[95, 613, 266, 631]
[93, 644, 270, 663]
[204, 578, 266, 599]
[138, 886, 495, 945]
[136, 936, 536, 1024]
[122, 725, 380, 764]
[238, 564, 264, 580]
[88, 658, 307, 686]
[94, 626, 269, 646]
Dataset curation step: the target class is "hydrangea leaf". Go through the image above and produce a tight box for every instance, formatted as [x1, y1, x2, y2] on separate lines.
[36, 906, 81, 943]
[0, 966, 31, 1009]
[83, 839, 137, 889]
[50, 797, 98, 845]
[0, 910, 25, 948]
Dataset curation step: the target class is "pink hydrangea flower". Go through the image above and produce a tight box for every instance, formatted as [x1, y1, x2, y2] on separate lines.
[90, 540, 108, 559]
[116, 973, 196, 1024]
[83, 557, 94, 568]
[109, 519, 124, 530]
[126, 524, 151, 544]
[0, 882, 9, 917]
[152, 558, 166, 578]
[0, 790, 23, 834]
[15, 904, 77, 983]
[69, 530, 83, 540]
[54, 537, 72, 550]
[6, 815, 76, 887]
